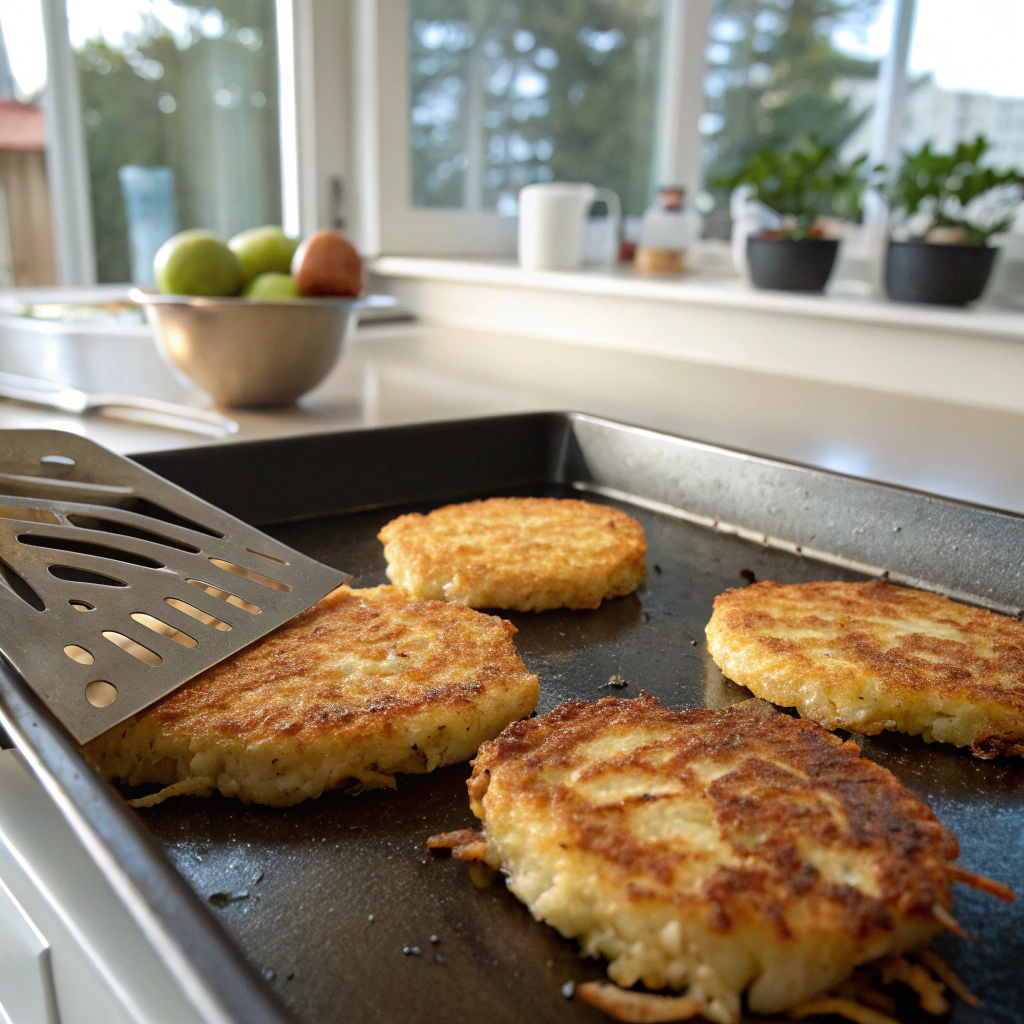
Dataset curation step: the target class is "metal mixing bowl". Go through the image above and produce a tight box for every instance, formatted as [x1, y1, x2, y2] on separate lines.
[131, 291, 395, 407]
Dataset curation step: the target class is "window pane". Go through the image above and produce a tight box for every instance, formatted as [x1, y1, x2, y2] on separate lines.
[900, 0, 1024, 171]
[0, 3, 47, 103]
[69, 1, 282, 283]
[410, 0, 663, 217]
[698, 0, 892, 238]
[0, 1, 56, 286]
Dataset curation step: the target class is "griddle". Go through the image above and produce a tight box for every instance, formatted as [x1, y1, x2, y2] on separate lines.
[1, 412, 1021, 1024]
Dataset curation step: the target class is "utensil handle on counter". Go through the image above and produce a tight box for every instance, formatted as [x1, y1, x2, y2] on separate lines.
[0, 372, 238, 437]
[0, 381, 85, 413]
[89, 394, 239, 435]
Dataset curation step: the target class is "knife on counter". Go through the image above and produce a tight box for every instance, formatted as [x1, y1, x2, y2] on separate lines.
[0, 371, 239, 438]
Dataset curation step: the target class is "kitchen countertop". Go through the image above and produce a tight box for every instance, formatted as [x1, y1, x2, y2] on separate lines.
[2, 319, 1024, 516]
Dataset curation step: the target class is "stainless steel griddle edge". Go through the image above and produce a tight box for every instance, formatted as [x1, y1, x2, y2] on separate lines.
[2, 411, 1022, 1024]
[0, 655, 294, 1024]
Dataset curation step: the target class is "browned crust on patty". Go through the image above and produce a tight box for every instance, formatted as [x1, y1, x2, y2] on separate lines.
[123, 584, 535, 744]
[83, 586, 539, 805]
[470, 696, 959, 944]
[378, 496, 647, 611]
[705, 580, 1024, 757]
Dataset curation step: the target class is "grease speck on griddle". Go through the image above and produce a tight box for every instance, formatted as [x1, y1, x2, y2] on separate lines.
[602, 675, 628, 690]
[561, 981, 575, 999]
[403, 945, 422, 956]
[435, 953, 447, 964]
[739, 568, 757, 584]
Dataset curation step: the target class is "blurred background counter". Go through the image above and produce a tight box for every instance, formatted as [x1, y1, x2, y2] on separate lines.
[1, 314, 1022, 518]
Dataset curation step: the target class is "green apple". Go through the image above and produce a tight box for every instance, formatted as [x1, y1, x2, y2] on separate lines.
[154, 230, 242, 296]
[243, 272, 300, 301]
[229, 225, 300, 286]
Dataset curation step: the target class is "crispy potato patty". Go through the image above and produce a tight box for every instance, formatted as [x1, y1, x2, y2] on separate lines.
[465, 696, 961, 1022]
[84, 585, 538, 807]
[706, 580, 1024, 757]
[378, 497, 646, 612]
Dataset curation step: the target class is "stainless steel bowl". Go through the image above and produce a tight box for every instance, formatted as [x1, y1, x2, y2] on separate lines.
[131, 291, 395, 407]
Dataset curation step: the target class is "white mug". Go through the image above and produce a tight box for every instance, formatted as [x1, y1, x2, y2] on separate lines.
[518, 182, 621, 271]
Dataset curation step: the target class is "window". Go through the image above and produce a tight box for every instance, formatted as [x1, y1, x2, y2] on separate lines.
[0, 5, 47, 104]
[697, 0, 894, 238]
[69, 1, 282, 283]
[899, 0, 1024, 172]
[11, 1, 1024, 275]
[409, 1, 664, 219]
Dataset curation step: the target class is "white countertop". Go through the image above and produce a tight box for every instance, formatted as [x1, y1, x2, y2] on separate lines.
[2, 319, 1023, 517]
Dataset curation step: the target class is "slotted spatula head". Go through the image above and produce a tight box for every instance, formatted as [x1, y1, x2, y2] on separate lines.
[0, 430, 349, 743]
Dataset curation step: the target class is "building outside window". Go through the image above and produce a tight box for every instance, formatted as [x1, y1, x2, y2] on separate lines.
[0, 0, 282, 285]
[0, 2, 55, 286]
[898, 0, 1024, 172]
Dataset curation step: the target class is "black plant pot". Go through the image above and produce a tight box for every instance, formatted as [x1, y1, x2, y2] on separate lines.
[884, 241, 997, 306]
[746, 237, 840, 293]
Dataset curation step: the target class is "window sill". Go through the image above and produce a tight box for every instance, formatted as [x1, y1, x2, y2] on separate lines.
[369, 256, 1024, 416]
[370, 256, 1024, 341]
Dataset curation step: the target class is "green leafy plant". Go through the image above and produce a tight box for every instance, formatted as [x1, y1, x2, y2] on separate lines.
[888, 137, 1024, 245]
[714, 137, 879, 240]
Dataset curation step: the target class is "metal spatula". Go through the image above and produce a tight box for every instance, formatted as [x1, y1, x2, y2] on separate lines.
[0, 429, 349, 744]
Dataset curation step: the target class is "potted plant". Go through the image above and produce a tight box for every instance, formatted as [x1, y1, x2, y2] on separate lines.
[717, 137, 875, 292]
[886, 137, 1024, 305]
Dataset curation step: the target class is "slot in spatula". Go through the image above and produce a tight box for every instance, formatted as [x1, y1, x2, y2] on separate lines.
[0, 430, 349, 744]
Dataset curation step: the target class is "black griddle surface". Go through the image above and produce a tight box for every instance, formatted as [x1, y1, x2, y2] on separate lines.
[137, 488, 1024, 1024]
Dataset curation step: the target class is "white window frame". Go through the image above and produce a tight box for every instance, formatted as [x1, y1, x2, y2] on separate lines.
[279, 0, 354, 239]
[40, 0, 95, 286]
[39, 0, 310, 286]
[37, 0, 923, 274]
[347, 0, 715, 257]
[654, 0, 713, 204]
[350, 0, 517, 256]
[346, 0, 931, 261]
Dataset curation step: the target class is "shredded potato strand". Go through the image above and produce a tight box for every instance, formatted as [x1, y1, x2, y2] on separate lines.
[127, 777, 215, 808]
[931, 902, 969, 938]
[846, 973, 897, 1015]
[426, 829, 489, 860]
[877, 957, 949, 1015]
[949, 864, 1016, 903]
[785, 997, 901, 1024]
[916, 950, 981, 1009]
[575, 983, 702, 1023]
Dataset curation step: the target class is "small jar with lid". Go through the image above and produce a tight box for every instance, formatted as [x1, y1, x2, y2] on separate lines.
[635, 186, 698, 275]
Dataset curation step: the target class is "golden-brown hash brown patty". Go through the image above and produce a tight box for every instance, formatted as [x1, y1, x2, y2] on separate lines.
[84, 585, 539, 807]
[378, 496, 646, 612]
[706, 579, 1024, 757]
[466, 696, 961, 1021]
